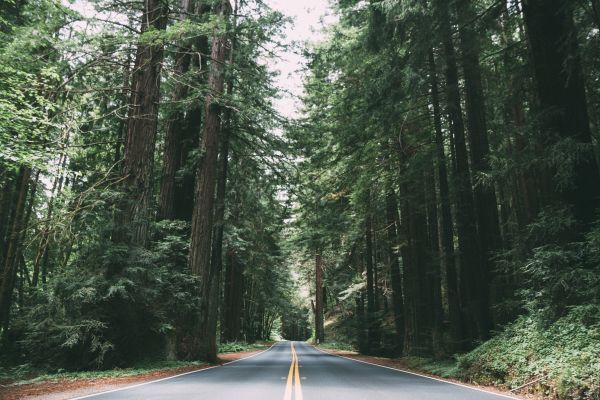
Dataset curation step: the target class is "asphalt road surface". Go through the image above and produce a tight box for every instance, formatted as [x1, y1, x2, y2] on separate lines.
[71, 341, 517, 400]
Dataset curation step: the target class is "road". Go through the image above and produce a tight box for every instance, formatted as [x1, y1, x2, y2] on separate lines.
[71, 341, 517, 400]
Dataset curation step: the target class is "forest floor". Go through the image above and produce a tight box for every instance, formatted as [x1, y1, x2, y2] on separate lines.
[317, 347, 532, 399]
[0, 348, 269, 400]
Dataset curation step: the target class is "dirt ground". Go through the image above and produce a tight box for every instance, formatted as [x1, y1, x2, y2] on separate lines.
[0, 349, 266, 400]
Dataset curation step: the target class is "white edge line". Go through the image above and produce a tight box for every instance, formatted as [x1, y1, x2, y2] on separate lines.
[68, 343, 277, 400]
[312, 345, 521, 400]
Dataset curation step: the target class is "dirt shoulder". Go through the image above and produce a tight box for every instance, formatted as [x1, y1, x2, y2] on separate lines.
[0, 348, 267, 400]
[316, 347, 531, 400]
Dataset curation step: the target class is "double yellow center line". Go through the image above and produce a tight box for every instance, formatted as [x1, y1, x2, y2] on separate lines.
[283, 342, 303, 400]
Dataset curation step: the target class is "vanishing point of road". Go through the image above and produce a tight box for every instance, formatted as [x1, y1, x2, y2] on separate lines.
[70, 342, 518, 400]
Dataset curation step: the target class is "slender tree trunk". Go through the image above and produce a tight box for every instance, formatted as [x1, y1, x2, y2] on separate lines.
[315, 252, 325, 343]
[428, 48, 463, 350]
[211, 0, 238, 343]
[0, 174, 16, 263]
[384, 179, 404, 354]
[353, 246, 367, 353]
[365, 201, 380, 352]
[522, 0, 600, 229]
[188, 0, 231, 362]
[456, 0, 500, 339]
[0, 167, 30, 332]
[435, 0, 483, 346]
[118, 0, 167, 246]
[424, 160, 444, 355]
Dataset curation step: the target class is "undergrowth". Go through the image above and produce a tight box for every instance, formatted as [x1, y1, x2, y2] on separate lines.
[1, 360, 206, 385]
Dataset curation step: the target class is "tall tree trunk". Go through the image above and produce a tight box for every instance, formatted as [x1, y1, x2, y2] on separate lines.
[353, 246, 367, 353]
[221, 247, 243, 341]
[424, 159, 444, 355]
[158, 0, 199, 221]
[365, 200, 380, 352]
[428, 48, 463, 350]
[522, 0, 600, 229]
[314, 252, 325, 343]
[188, 0, 231, 362]
[118, 0, 167, 246]
[0, 167, 30, 332]
[384, 179, 404, 354]
[435, 0, 483, 346]
[211, 0, 238, 342]
[456, 0, 500, 339]
[0, 173, 16, 264]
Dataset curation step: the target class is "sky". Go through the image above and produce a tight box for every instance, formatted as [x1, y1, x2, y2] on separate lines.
[263, 0, 335, 118]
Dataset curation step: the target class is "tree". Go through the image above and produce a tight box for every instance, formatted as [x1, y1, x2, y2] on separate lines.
[188, 0, 231, 362]
[118, 0, 168, 246]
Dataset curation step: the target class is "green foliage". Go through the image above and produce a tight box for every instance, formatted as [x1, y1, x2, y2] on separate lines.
[317, 341, 356, 352]
[4, 219, 200, 371]
[457, 311, 600, 399]
[217, 341, 268, 353]
[2, 360, 206, 385]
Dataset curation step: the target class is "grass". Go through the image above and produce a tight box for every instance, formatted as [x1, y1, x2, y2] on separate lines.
[217, 341, 271, 353]
[316, 341, 357, 352]
[1, 360, 206, 386]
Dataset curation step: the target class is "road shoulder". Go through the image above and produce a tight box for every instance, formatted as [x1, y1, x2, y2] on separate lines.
[0, 349, 265, 400]
[316, 347, 531, 400]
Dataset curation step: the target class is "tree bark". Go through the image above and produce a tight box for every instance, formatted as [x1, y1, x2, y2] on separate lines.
[0, 173, 16, 264]
[118, 0, 167, 246]
[435, 0, 484, 346]
[384, 179, 404, 354]
[211, 0, 238, 342]
[364, 201, 380, 351]
[522, 0, 600, 229]
[428, 48, 463, 350]
[0, 167, 30, 331]
[456, 0, 500, 339]
[158, 0, 199, 221]
[315, 253, 325, 343]
[188, 0, 231, 362]
[221, 247, 244, 341]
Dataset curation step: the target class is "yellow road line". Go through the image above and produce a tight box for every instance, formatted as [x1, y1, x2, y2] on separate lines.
[283, 342, 303, 400]
[293, 343, 303, 400]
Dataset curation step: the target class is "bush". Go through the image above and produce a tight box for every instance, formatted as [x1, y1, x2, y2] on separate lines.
[3, 220, 202, 371]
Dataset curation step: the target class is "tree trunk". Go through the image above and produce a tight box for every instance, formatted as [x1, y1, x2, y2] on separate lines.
[158, 0, 199, 221]
[118, 0, 167, 246]
[211, 0, 238, 342]
[0, 167, 30, 332]
[221, 247, 244, 342]
[435, 0, 484, 346]
[428, 48, 463, 350]
[522, 0, 600, 229]
[315, 253, 325, 343]
[365, 202, 380, 352]
[456, 0, 501, 339]
[0, 173, 16, 264]
[188, 0, 231, 362]
[384, 179, 404, 354]
[424, 159, 444, 355]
